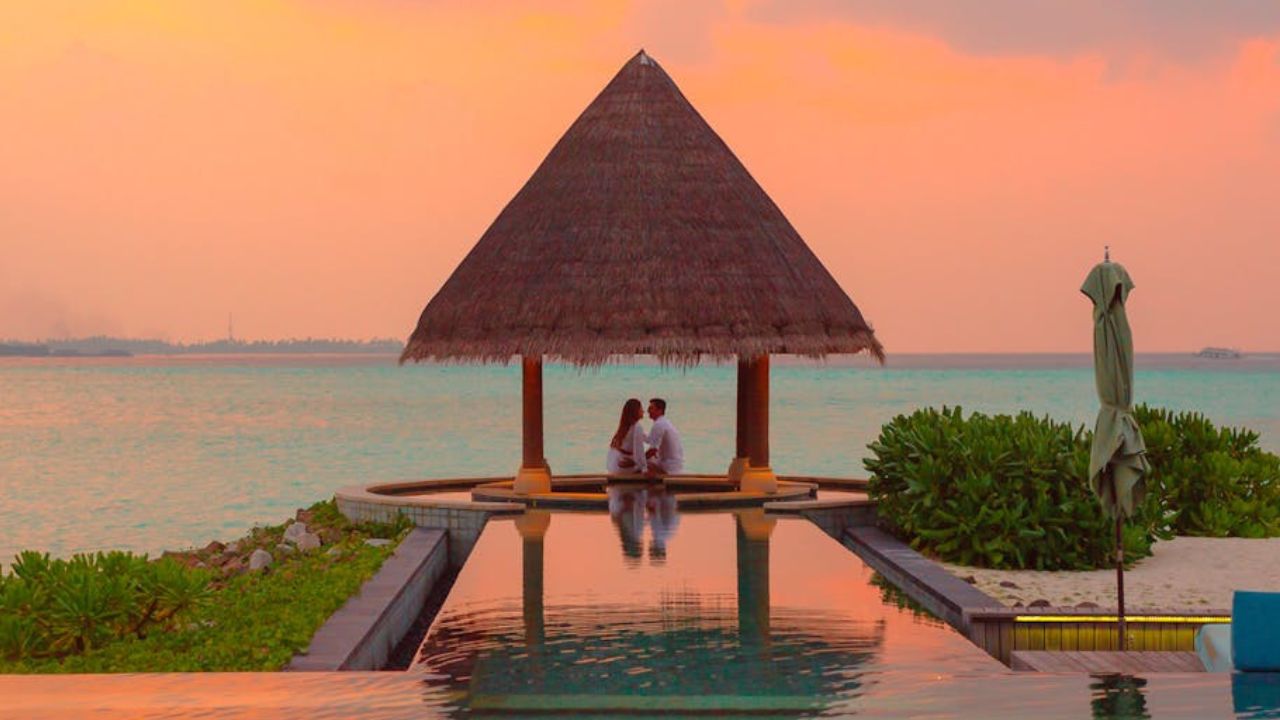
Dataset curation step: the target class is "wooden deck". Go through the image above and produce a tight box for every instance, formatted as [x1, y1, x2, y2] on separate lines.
[1011, 650, 1204, 673]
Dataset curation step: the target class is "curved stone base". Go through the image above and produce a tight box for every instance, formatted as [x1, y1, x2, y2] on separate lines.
[336, 474, 872, 519]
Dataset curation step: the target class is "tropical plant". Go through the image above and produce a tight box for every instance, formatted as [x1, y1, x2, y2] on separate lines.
[0, 551, 212, 661]
[1134, 405, 1280, 538]
[865, 406, 1159, 571]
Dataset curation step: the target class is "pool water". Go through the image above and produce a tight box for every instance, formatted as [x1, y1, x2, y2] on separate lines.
[411, 501, 1003, 715]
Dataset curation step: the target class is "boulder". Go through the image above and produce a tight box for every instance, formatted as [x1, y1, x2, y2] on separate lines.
[222, 557, 245, 576]
[998, 580, 1021, 589]
[202, 541, 226, 556]
[1075, 601, 1100, 609]
[283, 522, 309, 545]
[1028, 599, 1052, 608]
[296, 532, 321, 552]
[276, 543, 295, 556]
[248, 548, 273, 571]
[364, 538, 392, 548]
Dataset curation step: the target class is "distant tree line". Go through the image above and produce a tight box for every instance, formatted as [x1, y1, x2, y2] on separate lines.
[0, 336, 404, 357]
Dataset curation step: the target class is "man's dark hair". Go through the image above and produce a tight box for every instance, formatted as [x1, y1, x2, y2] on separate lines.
[649, 398, 667, 413]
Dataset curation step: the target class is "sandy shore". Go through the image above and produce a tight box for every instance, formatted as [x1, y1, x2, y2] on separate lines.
[942, 537, 1280, 611]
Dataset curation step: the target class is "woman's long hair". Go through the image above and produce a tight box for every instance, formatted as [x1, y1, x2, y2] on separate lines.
[610, 398, 644, 449]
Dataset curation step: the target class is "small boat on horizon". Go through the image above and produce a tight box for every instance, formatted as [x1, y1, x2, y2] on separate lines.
[1195, 347, 1243, 359]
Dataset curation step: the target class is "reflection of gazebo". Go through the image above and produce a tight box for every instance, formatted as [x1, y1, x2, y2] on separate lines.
[401, 51, 882, 495]
[416, 511, 888, 713]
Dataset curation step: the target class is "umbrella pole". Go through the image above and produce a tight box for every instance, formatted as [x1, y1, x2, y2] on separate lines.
[1113, 479, 1127, 651]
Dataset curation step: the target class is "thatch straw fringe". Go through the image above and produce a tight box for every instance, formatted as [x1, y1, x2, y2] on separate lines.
[400, 328, 884, 369]
[402, 50, 883, 369]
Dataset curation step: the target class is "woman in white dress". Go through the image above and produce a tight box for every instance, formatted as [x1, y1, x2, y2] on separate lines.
[606, 398, 647, 475]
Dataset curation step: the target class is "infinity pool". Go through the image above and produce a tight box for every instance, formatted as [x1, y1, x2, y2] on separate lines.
[411, 497, 1003, 715]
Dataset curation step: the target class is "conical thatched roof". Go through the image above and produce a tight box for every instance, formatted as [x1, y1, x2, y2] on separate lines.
[403, 50, 883, 367]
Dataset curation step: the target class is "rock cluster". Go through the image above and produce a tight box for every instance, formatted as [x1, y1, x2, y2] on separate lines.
[178, 510, 336, 581]
[284, 521, 323, 551]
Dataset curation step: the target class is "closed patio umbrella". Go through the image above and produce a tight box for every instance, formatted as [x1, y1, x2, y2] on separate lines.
[1081, 248, 1150, 651]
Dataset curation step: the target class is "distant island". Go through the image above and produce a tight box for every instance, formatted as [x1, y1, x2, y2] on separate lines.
[0, 337, 404, 357]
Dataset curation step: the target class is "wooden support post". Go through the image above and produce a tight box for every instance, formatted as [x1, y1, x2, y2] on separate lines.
[727, 357, 751, 484]
[514, 355, 551, 494]
[736, 356, 750, 458]
[740, 355, 777, 494]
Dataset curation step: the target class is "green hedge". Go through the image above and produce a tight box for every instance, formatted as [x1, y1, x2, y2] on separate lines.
[1136, 405, 1280, 538]
[865, 405, 1280, 571]
[865, 407, 1158, 571]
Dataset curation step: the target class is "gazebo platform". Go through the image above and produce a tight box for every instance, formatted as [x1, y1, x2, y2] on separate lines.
[338, 475, 870, 513]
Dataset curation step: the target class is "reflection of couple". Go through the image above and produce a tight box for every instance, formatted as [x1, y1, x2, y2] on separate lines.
[605, 397, 684, 476]
[608, 486, 679, 564]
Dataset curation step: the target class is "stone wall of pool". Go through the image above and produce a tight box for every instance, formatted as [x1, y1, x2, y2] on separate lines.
[288, 528, 450, 671]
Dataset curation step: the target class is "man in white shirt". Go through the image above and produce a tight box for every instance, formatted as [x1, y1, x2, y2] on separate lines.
[644, 397, 684, 476]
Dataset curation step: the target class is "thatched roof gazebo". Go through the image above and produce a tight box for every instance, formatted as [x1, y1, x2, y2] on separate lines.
[402, 50, 882, 494]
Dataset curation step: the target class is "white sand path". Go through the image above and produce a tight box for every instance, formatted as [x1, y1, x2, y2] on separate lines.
[941, 537, 1280, 611]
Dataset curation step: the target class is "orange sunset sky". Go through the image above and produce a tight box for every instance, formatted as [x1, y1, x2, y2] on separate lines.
[2, 1, 1278, 353]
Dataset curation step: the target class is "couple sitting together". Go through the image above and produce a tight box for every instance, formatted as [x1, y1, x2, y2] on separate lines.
[606, 397, 684, 477]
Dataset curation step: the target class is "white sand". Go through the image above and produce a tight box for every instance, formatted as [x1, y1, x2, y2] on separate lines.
[941, 537, 1280, 611]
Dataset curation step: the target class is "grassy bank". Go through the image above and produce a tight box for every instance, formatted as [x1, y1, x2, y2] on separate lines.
[1, 500, 409, 673]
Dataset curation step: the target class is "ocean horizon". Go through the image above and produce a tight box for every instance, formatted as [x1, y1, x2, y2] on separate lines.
[3, 352, 1278, 562]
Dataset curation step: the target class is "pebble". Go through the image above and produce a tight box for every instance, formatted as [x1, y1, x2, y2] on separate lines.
[248, 548, 272, 571]
[998, 580, 1021, 589]
[364, 538, 392, 547]
[283, 522, 310, 545]
[1029, 599, 1052, 608]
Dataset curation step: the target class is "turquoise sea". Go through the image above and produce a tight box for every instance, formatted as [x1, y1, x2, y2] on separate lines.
[2, 353, 1278, 561]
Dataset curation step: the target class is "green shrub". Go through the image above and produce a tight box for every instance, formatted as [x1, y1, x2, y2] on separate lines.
[865, 406, 1157, 571]
[0, 551, 212, 661]
[1134, 405, 1280, 538]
